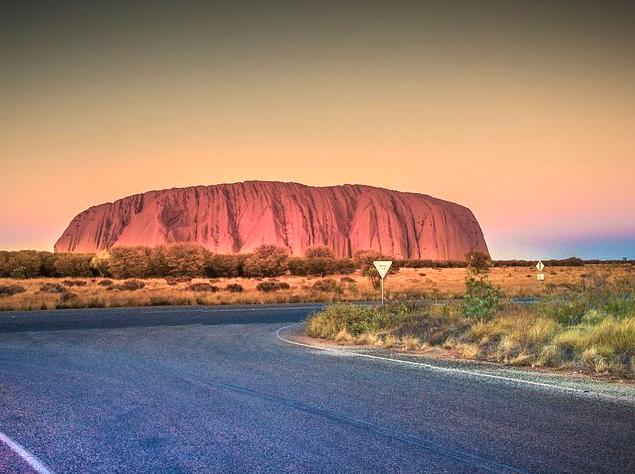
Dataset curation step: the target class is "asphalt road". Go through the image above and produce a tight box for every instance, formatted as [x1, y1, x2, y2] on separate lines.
[0, 304, 633, 473]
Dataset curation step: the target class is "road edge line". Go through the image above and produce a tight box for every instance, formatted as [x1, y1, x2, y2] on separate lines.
[274, 323, 617, 398]
[0, 431, 55, 474]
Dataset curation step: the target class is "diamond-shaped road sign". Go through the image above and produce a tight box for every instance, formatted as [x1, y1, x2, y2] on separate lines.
[373, 260, 392, 278]
[536, 261, 545, 272]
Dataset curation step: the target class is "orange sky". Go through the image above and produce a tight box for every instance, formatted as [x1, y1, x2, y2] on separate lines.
[1, 1, 634, 258]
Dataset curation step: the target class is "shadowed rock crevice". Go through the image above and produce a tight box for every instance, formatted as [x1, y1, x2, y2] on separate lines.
[54, 181, 489, 259]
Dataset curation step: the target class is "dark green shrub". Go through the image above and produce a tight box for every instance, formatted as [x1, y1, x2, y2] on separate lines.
[464, 275, 499, 320]
[98, 279, 113, 287]
[311, 278, 340, 292]
[243, 246, 289, 277]
[225, 283, 244, 293]
[304, 246, 335, 258]
[119, 279, 146, 291]
[54, 253, 94, 277]
[40, 282, 66, 293]
[205, 254, 244, 277]
[465, 251, 491, 274]
[188, 282, 219, 292]
[256, 280, 290, 292]
[164, 244, 208, 277]
[0, 284, 27, 297]
[108, 247, 152, 278]
[353, 250, 400, 289]
[62, 279, 87, 287]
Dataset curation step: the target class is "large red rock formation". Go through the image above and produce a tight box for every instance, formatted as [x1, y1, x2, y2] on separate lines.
[54, 181, 489, 260]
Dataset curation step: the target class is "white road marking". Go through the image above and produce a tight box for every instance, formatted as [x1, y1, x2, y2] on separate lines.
[0, 431, 55, 474]
[275, 324, 603, 397]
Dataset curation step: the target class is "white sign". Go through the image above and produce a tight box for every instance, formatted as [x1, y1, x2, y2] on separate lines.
[373, 260, 392, 278]
[373, 260, 392, 304]
[536, 261, 545, 272]
[537, 273, 545, 281]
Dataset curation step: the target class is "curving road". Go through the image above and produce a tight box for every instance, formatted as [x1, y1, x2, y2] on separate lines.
[0, 304, 633, 473]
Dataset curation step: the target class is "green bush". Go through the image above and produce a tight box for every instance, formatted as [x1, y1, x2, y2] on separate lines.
[225, 283, 244, 293]
[62, 279, 87, 287]
[40, 282, 66, 293]
[464, 275, 499, 320]
[205, 253, 243, 277]
[188, 282, 219, 292]
[54, 253, 94, 277]
[310, 278, 340, 293]
[353, 250, 400, 289]
[256, 280, 290, 292]
[0, 284, 27, 297]
[164, 244, 208, 277]
[243, 246, 289, 277]
[108, 247, 152, 278]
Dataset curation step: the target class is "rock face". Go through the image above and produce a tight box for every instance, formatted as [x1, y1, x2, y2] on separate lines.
[55, 181, 489, 260]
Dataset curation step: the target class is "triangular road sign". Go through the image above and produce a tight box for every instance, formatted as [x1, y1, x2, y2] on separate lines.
[373, 260, 392, 278]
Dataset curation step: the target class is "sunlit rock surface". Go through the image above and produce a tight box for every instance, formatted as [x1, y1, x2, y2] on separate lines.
[55, 181, 489, 259]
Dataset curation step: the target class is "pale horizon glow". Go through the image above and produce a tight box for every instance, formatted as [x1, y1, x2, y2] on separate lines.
[1, 1, 634, 259]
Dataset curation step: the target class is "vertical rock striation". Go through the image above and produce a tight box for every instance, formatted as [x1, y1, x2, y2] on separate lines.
[54, 181, 489, 260]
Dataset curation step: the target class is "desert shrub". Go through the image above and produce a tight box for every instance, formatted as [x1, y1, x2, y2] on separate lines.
[304, 246, 335, 259]
[340, 276, 356, 284]
[164, 244, 208, 277]
[188, 282, 219, 292]
[59, 291, 77, 302]
[225, 283, 244, 293]
[98, 279, 113, 287]
[54, 253, 94, 277]
[145, 246, 169, 276]
[0, 250, 42, 278]
[108, 247, 152, 278]
[291, 253, 356, 276]
[114, 279, 146, 291]
[465, 251, 492, 274]
[288, 257, 310, 276]
[205, 253, 244, 277]
[353, 250, 400, 289]
[62, 279, 87, 287]
[165, 276, 191, 286]
[333, 258, 356, 274]
[464, 274, 499, 320]
[89, 251, 111, 277]
[0, 284, 27, 297]
[311, 278, 340, 293]
[40, 282, 66, 293]
[256, 280, 290, 292]
[243, 245, 289, 277]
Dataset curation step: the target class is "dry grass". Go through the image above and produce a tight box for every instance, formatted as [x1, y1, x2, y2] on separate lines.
[305, 271, 635, 378]
[0, 263, 632, 312]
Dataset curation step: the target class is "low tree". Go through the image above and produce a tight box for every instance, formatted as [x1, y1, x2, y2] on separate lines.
[353, 250, 400, 289]
[243, 245, 289, 277]
[304, 246, 335, 259]
[108, 247, 152, 278]
[54, 253, 94, 277]
[464, 253, 498, 321]
[90, 251, 111, 277]
[163, 244, 208, 277]
[205, 253, 243, 277]
[465, 251, 491, 274]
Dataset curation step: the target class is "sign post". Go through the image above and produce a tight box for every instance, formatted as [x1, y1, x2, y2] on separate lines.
[373, 260, 392, 305]
[536, 260, 545, 281]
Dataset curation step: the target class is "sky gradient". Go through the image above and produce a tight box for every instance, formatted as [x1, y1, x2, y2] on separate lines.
[1, 1, 634, 259]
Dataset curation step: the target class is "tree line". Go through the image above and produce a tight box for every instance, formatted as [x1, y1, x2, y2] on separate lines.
[0, 245, 615, 279]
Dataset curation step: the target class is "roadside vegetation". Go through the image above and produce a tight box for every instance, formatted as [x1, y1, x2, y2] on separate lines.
[1, 246, 627, 279]
[306, 267, 635, 379]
